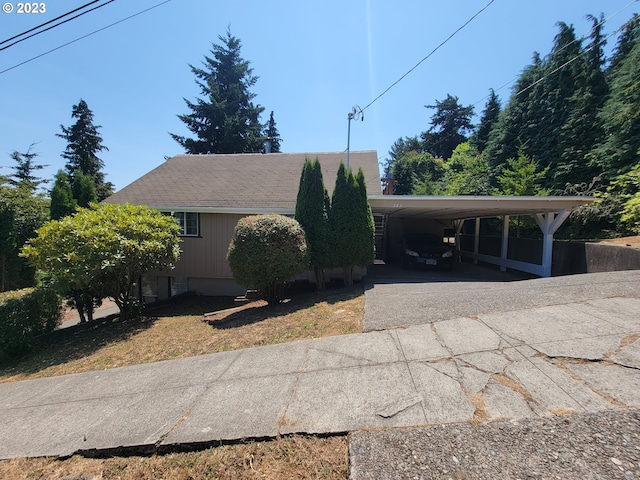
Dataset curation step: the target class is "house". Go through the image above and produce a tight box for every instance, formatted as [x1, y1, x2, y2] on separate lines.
[106, 150, 595, 301]
[104, 151, 382, 301]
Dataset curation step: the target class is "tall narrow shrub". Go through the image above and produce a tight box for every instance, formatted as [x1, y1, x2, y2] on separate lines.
[294, 158, 330, 290]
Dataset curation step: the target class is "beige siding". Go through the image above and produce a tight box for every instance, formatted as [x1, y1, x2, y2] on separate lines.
[171, 213, 245, 279]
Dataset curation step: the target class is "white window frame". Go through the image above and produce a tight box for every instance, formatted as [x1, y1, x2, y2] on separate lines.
[166, 211, 199, 237]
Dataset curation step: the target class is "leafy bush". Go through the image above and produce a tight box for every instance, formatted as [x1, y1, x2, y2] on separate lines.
[227, 214, 308, 305]
[0, 287, 61, 362]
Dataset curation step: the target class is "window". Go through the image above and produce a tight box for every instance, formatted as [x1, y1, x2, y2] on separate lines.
[171, 277, 189, 296]
[165, 212, 199, 236]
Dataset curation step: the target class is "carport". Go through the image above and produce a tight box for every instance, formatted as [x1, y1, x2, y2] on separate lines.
[368, 195, 595, 278]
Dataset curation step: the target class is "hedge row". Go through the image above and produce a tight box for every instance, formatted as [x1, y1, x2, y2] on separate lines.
[0, 287, 61, 362]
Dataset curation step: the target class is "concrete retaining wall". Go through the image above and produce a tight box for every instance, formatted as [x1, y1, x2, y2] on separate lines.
[552, 241, 640, 275]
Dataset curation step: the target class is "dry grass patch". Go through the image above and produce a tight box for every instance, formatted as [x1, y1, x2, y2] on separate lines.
[0, 287, 363, 382]
[0, 435, 348, 480]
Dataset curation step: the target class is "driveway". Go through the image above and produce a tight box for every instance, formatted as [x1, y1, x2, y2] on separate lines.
[363, 264, 640, 331]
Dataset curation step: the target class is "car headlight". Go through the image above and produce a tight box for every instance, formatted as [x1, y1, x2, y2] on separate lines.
[405, 249, 419, 257]
[441, 250, 453, 258]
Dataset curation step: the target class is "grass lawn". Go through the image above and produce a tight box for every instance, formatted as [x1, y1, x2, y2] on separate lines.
[0, 285, 364, 479]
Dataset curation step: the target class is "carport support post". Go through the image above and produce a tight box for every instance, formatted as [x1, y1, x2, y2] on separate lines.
[501, 215, 510, 272]
[473, 217, 480, 265]
[534, 210, 570, 277]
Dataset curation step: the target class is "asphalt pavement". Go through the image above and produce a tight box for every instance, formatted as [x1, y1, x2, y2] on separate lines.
[0, 268, 638, 479]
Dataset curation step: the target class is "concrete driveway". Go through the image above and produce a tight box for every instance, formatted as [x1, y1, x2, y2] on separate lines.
[363, 263, 640, 331]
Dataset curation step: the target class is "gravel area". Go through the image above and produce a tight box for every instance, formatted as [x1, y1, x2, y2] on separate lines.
[350, 409, 640, 479]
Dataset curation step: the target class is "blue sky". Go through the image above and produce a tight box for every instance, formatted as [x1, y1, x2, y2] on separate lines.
[0, 0, 637, 192]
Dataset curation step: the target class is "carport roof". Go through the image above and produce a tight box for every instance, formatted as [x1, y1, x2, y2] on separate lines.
[368, 195, 595, 220]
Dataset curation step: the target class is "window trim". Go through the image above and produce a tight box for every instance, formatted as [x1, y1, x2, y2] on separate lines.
[164, 211, 199, 237]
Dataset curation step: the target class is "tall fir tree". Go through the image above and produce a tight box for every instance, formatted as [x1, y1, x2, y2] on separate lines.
[264, 111, 282, 153]
[171, 30, 265, 154]
[294, 158, 330, 289]
[557, 14, 608, 189]
[49, 170, 77, 220]
[529, 23, 584, 189]
[485, 52, 544, 176]
[57, 99, 113, 200]
[421, 94, 474, 160]
[593, 19, 640, 178]
[470, 89, 501, 153]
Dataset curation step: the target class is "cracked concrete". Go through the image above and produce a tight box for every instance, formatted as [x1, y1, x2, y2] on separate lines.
[1, 278, 639, 460]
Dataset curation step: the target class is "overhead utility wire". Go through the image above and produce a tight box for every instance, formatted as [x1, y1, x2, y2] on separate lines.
[0, 0, 172, 76]
[0, 0, 102, 46]
[360, 0, 495, 113]
[471, 0, 639, 107]
[0, 0, 116, 52]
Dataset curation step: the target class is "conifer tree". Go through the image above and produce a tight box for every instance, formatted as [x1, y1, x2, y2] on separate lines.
[171, 30, 265, 154]
[557, 14, 608, 189]
[294, 158, 330, 289]
[471, 89, 501, 153]
[57, 99, 113, 200]
[49, 171, 77, 220]
[72, 170, 98, 208]
[8, 146, 48, 193]
[264, 111, 282, 153]
[421, 94, 474, 160]
[329, 163, 374, 287]
[594, 21, 640, 178]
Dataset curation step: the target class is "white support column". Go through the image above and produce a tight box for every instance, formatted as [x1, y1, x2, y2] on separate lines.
[474, 217, 480, 265]
[454, 220, 464, 262]
[500, 215, 510, 272]
[534, 209, 571, 277]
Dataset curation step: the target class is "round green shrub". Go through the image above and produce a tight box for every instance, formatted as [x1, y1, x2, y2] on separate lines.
[227, 214, 308, 304]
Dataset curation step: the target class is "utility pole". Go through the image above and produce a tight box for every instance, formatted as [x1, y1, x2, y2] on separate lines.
[346, 105, 363, 169]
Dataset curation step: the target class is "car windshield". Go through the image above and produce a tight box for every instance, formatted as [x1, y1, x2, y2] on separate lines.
[405, 234, 442, 248]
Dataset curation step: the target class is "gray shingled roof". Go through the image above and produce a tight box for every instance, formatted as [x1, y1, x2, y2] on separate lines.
[105, 151, 381, 212]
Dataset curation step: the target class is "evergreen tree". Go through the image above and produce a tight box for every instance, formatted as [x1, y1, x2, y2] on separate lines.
[384, 135, 422, 175]
[8, 146, 48, 193]
[171, 30, 265, 154]
[294, 158, 330, 290]
[329, 164, 375, 286]
[529, 23, 584, 188]
[57, 99, 113, 200]
[72, 170, 98, 208]
[470, 89, 501, 153]
[421, 94, 474, 160]
[496, 150, 550, 196]
[557, 14, 608, 189]
[264, 111, 282, 153]
[593, 15, 640, 178]
[49, 170, 77, 220]
[353, 168, 375, 267]
[485, 52, 544, 176]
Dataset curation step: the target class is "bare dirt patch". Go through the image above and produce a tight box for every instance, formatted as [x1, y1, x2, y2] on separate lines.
[0, 287, 363, 383]
[0, 435, 348, 480]
[596, 235, 640, 248]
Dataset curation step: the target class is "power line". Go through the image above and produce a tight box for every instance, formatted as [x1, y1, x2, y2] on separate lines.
[0, 0, 102, 46]
[0, 0, 172, 76]
[360, 0, 495, 113]
[0, 0, 117, 52]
